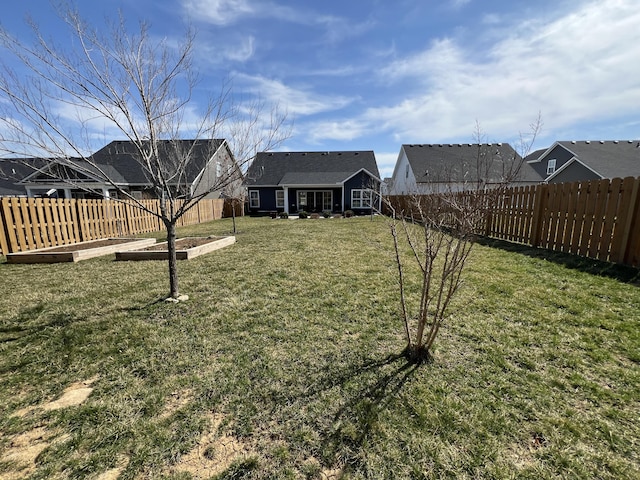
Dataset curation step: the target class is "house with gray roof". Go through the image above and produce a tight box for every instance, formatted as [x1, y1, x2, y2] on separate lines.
[245, 151, 381, 215]
[0, 158, 48, 197]
[17, 139, 237, 200]
[388, 143, 539, 195]
[526, 140, 640, 183]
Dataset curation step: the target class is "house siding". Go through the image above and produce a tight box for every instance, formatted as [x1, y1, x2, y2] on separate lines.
[549, 163, 600, 184]
[529, 145, 574, 179]
[388, 149, 417, 195]
[247, 186, 279, 213]
[344, 171, 380, 212]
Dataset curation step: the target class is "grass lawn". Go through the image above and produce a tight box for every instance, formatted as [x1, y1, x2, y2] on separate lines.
[0, 216, 638, 479]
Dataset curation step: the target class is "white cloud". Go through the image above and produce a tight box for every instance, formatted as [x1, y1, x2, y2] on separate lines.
[224, 35, 255, 62]
[374, 151, 400, 179]
[236, 74, 356, 116]
[306, 119, 369, 143]
[182, 0, 254, 26]
[182, 0, 375, 42]
[368, 0, 640, 142]
[450, 0, 472, 10]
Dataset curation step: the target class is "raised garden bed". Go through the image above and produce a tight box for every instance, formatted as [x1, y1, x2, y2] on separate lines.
[6, 238, 156, 264]
[115, 236, 236, 261]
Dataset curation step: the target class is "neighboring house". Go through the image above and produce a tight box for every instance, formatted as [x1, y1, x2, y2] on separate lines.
[245, 151, 381, 214]
[0, 158, 47, 197]
[18, 139, 238, 200]
[526, 140, 640, 183]
[388, 143, 539, 195]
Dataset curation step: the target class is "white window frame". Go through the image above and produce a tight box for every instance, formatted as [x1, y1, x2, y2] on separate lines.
[546, 159, 557, 175]
[322, 191, 332, 211]
[351, 189, 372, 208]
[249, 190, 260, 208]
[275, 190, 285, 208]
[297, 191, 307, 207]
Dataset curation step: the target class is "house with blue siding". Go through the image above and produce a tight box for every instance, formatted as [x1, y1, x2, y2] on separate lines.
[526, 140, 640, 183]
[245, 151, 381, 215]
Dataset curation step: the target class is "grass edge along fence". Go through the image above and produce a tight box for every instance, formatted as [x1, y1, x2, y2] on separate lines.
[0, 197, 225, 255]
[385, 176, 640, 268]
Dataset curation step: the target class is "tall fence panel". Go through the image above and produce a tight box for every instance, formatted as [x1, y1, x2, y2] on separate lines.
[385, 176, 640, 268]
[0, 197, 224, 255]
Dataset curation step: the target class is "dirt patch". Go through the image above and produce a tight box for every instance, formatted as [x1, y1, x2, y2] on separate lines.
[169, 413, 248, 479]
[0, 427, 69, 479]
[304, 457, 344, 479]
[2, 377, 98, 478]
[14, 376, 98, 417]
[141, 237, 220, 251]
[39, 239, 138, 253]
[94, 454, 130, 480]
[157, 389, 193, 420]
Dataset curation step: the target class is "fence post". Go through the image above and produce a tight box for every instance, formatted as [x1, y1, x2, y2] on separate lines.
[0, 198, 11, 255]
[619, 177, 640, 266]
[530, 183, 546, 248]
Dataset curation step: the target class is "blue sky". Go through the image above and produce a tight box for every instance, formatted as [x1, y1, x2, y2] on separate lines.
[2, 0, 639, 177]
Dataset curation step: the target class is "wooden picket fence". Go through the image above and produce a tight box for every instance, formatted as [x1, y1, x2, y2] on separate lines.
[0, 197, 224, 255]
[385, 176, 640, 268]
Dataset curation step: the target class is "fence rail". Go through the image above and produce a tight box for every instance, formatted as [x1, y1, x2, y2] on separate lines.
[386, 176, 640, 268]
[0, 197, 224, 255]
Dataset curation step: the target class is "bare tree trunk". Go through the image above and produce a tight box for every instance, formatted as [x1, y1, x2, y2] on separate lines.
[231, 199, 237, 234]
[165, 220, 179, 299]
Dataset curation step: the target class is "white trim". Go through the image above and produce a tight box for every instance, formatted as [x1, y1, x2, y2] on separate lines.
[249, 189, 260, 208]
[351, 188, 373, 208]
[342, 167, 382, 184]
[546, 158, 557, 175]
[526, 141, 562, 164]
[545, 157, 603, 182]
[275, 189, 285, 208]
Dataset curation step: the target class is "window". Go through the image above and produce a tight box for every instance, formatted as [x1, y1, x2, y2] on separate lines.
[351, 189, 372, 208]
[297, 191, 307, 207]
[249, 190, 260, 208]
[405, 164, 409, 179]
[275, 190, 285, 208]
[216, 161, 223, 178]
[322, 191, 332, 211]
[546, 159, 556, 175]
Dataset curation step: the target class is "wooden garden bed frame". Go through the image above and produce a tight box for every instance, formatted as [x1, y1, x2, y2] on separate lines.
[6, 238, 156, 264]
[115, 236, 236, 261]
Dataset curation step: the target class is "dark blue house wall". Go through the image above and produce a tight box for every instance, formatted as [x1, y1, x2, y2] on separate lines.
[530, 145, 574, 178]
[344, 172, 379, 212]
[247, 186, 279, 213]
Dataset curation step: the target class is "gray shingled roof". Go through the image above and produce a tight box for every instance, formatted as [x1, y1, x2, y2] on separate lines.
[556, 140, 640, 179]
[90, 139, 226, 184]
[402, 143, 533, 183]
[0, 158, 49, 195]
[246, 151, 380, 186]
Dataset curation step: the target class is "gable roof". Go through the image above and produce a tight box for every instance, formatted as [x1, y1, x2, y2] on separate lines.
[90, 139, 227, 184]
[530, 140, 640, 180]
[19, 139, 227, 186]
[246, 151, 380, 186]
[401, 143, 537, 183]
[0, 158, 49, 196]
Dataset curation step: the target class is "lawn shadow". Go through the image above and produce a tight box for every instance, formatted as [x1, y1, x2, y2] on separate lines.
[287, 350, 420, 470]
[477, 237, 640, 285]
[0, 306, 90, 377]
[0, 304, 85, 343]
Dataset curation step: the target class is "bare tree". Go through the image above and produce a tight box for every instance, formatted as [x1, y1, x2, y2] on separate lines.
[0, 5, 288, 299]
[384, 118, 541, 363]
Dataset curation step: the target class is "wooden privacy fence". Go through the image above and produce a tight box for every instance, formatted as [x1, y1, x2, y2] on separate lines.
[0, 197, 224, 255]
[385, 176, 640, 268]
